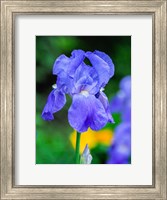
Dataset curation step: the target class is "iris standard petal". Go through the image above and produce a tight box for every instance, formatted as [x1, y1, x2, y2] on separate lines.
[41, 89, 66, 121]
[56, 71, 74, 94]
[68, 94, 108, 132]
[53, 49, 85, 77]
[85, 51, 111, 88]
[98, 92, 114, 123]
[72, 63, 98, 94]
[53, 54, 70, 75]
[73, 75, 94, 94]
[74, 63, 97, 82]
[94, 50, 114, 78]
[69, 50, 85, 76]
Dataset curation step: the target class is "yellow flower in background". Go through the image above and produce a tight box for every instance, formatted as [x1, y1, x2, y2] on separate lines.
[70, 128, 113, 153]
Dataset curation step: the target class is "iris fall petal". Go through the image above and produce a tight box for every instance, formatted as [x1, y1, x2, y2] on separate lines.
[68, 94, 108, 132]
[41, 89, 66, 121]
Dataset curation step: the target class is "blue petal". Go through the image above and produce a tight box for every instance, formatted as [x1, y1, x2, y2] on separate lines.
[119, 76, 131, 97]
[110, 91, 126, 113]
[85, 51, 111, 88]
[69, 50, 85, 76]
[68, 94, 108, 132]
[41, 89, 66, 121]
[110, 76, 131, 117]
[68, 94, 88, 132]
[88, 95, 108, 130]
[53, 49, 85, 77]
[74, 63, 98, 83]
[52, 54, 69, 75]
[122, 105, 131, 122]
[73, 63, 98, 94]
[56, 71, 74, 94]
[107, 123, 131, 164]
[113, 123, 131, 145]
[98, 92, 114, 123]
[94, 50, 114, 78]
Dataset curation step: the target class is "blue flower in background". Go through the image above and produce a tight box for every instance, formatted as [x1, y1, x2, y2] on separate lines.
[110, 76, 131, 122]
[107, 122, 131, 164]
[42, 50, 115, 133]
[107, 76, 131, 164]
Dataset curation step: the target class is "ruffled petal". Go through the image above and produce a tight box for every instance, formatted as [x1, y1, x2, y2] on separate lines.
[56, 71, 74, 94]
[73, 63, 98, 94]
[41, 89, 66, 121]
[94, 50, 114, 78]
[85, 51, 111, 88]
[69, 50, 85, 76]
[68, 94, 108, 132]
[52, 54, 69, 75]
[98, 92, 114, 123]
[74, 63, 97, 82]
[53, 49, 85, 77]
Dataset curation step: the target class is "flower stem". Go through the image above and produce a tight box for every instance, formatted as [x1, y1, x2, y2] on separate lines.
[75, 131, 81, 164]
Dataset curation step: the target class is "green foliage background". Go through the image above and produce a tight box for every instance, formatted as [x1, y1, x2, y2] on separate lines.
[36, 36, 131, 164]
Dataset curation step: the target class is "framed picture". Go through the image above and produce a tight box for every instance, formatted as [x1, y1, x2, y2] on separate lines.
[0, 0, 166, 199]
[36, 35, 131, 165]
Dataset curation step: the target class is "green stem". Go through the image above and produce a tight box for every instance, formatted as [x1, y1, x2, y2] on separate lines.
[75, 131, 81, 164]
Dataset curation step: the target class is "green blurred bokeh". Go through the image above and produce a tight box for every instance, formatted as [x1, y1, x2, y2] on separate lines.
[36, 36, 131, 164]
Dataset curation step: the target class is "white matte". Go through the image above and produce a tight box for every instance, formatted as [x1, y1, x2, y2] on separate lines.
[15, 15, 152, 185]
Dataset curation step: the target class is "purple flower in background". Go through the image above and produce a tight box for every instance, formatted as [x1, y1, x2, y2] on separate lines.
[110, 76, 131, 122]
[107, 122, 131, 164]
[107, 75, 131, 164]
[42, 50, 115, 133]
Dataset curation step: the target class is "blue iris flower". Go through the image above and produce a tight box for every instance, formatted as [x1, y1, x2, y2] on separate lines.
[42, 49, 115, 133]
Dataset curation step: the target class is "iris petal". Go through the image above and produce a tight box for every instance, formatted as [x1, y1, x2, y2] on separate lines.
[85, 51, 111, 88]
[73, 63, 98, 94]
[98, 92, 114, 123]
[41, 89, 66, 121]
[56, 71, 74, 94]
[88, 95, 108, 131]
[68, 94, 88, 132]
[53, 49, 85, 77]
[94, 50, 114, 78]
[68, 94, 108, 132]
[69, 50, 85, 76]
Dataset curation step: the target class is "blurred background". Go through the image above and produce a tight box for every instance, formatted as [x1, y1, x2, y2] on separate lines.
[36, 36, 131, 164]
